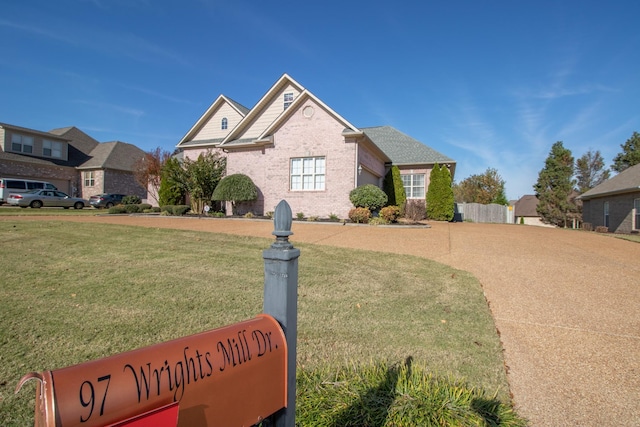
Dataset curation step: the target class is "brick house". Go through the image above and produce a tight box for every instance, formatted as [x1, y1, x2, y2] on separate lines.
[578, 163, 640, 233]
[0, 122, 146, 202]
[177, 74, 456, 217]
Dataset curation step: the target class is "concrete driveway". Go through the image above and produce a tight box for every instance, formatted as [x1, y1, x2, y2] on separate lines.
[8, 216, 640, 425]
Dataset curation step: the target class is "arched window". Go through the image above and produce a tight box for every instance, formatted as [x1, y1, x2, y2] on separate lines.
[221, 118, 228, 130]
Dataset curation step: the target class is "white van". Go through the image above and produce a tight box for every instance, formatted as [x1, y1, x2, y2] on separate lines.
[0, 178, 58, 204]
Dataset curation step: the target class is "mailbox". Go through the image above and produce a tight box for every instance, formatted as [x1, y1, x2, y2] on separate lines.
[17, 314, 287, 427]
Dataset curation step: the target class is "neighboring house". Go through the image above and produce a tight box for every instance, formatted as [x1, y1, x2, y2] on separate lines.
[0, 122, 146, 202]
[513, 195, 554, 227]
[578, 163, 640, 234]
[176, 74, 455, 217]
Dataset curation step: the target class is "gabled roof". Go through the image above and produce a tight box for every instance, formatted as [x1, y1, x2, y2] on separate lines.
[578, 163, 640, 200]
[78, 141, 146, 172]
[361, 126, 455, 166]
[252, 89, 361, 144]
[220, 74, 306, 146]
[514, 194, 540, 217]
[177, 95, 250, 146]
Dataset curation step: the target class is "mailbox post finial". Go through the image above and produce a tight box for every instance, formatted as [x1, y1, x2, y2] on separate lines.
[272, 200, 293, 249]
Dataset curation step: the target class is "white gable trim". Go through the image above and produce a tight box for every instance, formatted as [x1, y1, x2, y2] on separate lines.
[220, 74, 305, 146]
[177, 95, 247, 147]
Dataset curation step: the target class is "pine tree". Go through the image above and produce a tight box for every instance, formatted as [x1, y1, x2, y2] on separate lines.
[533, 141, 577, 227]
[611, 131, 640, 173]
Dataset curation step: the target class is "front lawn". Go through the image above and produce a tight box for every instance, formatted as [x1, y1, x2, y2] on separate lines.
[0, 220, 521, 425]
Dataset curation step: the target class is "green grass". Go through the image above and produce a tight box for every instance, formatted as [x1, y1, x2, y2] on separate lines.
[0, 206, 101, 216]
[0, 220, 516, 425]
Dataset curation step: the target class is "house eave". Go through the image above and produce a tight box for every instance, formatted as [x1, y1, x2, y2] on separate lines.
[578, 186, 640, 200]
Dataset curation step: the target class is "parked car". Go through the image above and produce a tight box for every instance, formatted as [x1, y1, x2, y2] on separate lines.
[0, 178, 57, 204]
[89, 193, 126, 209]
[7, 190, 87, 209]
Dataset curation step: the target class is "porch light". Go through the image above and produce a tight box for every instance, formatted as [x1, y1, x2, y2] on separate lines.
[358, 165, 362, 175]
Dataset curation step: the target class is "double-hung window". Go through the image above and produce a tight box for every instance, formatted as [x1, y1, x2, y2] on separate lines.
[84, 171, 95, 187]
[604, 201, 610, 228]
[43, 140, 62, 158]
[284, 93, 294, 109]
[634, 199, 640, 230]
[221, 118, 228, 130]
[290, 157, 325, 191]
[11, 134, 33, 154]
[401, 174, 425, 198]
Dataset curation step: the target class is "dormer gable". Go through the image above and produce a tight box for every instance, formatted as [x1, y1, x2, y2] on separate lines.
[220, 74, 305, 146]
[177, 95, 249, 148]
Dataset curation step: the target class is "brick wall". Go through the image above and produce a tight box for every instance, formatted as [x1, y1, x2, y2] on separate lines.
[582, 191, 640, 233]
[224, 98, 364, 218]
[0, 159, 78, 194]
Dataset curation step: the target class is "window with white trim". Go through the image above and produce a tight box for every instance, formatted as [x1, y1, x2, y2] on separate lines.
[401, 173, 425, 198]
[604, 201, 610, 228]
[634, 199, 640, 230]
[43, 140, 62, 158]
[84, 171, 95, 187]
[11, 134, 33, 154]
[284, 92, 294, 109]
[290, 157, 325, 191]
[221, 118, 228, 130]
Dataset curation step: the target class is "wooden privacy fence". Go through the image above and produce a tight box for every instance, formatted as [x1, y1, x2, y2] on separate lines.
[455, 203, 513, 224]
[16, 200, 300, 427]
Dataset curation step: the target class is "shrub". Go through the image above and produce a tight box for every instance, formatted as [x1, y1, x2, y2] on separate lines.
[595, 226, 608, 233]
[243, 212, 254, 218]
[380, 205, 400, 223]
[582, 222, 593, 231]
[519, 217, 525, 225]
[122, 195, 141, 205]
[210, 211, 225, 218]
[369, 217, 388, 226]
[328, 213, 340, 222]
[160, 205, 173, 214]
[124, 204, 141, 213]
[383, 165, 406, 208]
[296, 212, 305, 220]
[348, 207, 371, 224]
[297, 361, 527, 427]
[426, 163, 454, 221]
[349, 185, 388, 211]
[266, 211, 274, 219]
[404, 200, 426, 221]
[139, 203, 152, 211]
[308, 216, 318, 222]
[108, 206, 127, 214]
[173, 205, 191, 216]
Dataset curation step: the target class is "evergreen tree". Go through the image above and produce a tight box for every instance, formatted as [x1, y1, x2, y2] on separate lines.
[611, 131, 640, 173]
[575, 149, 610, 193]
[382, 165, 406, 208]
[426, 163, 454, 221]
[533, 141, 577, 227]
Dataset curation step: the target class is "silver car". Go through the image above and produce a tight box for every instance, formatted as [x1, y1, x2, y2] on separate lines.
[7, 189, 87, 209]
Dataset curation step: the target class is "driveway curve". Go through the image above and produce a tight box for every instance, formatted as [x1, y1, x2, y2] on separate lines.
[6, 216, 639, 426]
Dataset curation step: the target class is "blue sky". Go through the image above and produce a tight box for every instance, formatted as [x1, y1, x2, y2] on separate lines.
[1, 0, 638, 199]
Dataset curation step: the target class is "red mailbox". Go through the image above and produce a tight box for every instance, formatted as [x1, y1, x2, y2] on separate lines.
[17, 314, 287, 427]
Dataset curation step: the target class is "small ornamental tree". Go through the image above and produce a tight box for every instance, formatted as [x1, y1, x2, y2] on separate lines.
[212, 173, 258, 215]
[426, 163, 454, 221]
[349, 184, 388, 211]
[383, 165, 406, 209]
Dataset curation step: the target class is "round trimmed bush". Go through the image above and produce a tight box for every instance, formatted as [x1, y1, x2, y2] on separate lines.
[349, 185, 388, 211]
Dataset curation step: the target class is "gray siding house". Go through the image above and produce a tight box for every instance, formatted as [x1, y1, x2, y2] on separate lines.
[578, 163, 640, 233]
